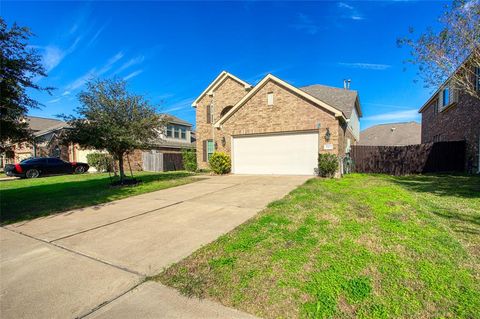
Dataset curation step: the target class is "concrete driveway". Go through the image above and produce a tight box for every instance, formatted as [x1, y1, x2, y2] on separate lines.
[1, 175, 309, 319]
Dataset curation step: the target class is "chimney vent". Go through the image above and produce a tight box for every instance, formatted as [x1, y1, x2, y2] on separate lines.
[343, 79, 351, 90]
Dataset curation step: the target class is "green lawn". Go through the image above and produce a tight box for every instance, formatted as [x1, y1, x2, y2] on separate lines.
[0, 171, 198, 224]
[157, 174, 480, 319]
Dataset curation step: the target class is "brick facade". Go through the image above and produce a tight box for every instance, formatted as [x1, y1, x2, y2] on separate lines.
[421, 91, 480, 173]
[196, 76, 355, 171]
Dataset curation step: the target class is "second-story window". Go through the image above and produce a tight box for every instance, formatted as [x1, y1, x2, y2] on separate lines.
[442, 86, 450, 107]
[167, 125, 188, 140]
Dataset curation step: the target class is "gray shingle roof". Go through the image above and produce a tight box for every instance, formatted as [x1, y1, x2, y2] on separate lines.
[26, 116, 66, 132]
[161, 113, 192, 127]
[359, 122, 421, 146]
[300, 84, 360, 118]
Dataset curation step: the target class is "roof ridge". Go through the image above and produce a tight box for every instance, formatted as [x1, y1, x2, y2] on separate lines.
[300, 84, 358, 93]
[365, 121, 420, 128]
[26, 115, 64, 122]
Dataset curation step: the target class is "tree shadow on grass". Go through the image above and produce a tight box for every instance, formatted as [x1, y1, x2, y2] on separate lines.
[0, 171, 194, 225]
[390, 174, 480, 199]
[390, 174, 480, 235]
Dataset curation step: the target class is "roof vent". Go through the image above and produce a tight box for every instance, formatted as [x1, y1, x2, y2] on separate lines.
[343, 79, 351, 90]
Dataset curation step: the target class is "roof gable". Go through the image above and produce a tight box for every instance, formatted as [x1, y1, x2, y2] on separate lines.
[191, 71, 251, 107]
[214, 74, 346, 127]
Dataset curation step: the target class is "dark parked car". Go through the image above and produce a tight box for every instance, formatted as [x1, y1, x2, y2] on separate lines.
[4, 157, 89, 178]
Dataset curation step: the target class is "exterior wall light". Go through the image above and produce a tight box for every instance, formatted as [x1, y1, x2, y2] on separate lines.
[221, 136, 226, 147]
[325, 128, 331, 142]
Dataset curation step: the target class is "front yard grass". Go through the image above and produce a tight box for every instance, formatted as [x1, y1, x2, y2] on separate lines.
[0, 171, 198, 224]
[157, 174, 480, 318]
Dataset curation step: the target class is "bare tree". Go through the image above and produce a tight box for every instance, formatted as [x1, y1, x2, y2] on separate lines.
[399, 0, 480, 100]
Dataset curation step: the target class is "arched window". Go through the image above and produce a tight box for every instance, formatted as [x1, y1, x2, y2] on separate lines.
[220, 105, 233, 117]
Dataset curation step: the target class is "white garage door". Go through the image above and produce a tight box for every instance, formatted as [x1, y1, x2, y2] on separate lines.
[232, 131, 319, 175]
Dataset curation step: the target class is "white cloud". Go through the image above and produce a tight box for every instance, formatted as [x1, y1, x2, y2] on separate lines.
[86, 24, 107, 48]
[64, 51, 124, 91]
[123, 69, 143, 81]
[363, 109, 419, 122]
[47, 97, 62, 104]
[62, 91, 71, 96]
[114, 55, 145, 75]
[351, 16, 364, 20]
[41, 37, 81, 73]
[163, 98, 195, 113]
[97, 51, 124, 76]
[292, 13, 319, 35]
[338, 2, 354, 10]
[339, 62, 391, 70]
[42, 46, 64, 72]
[337, 2, 365, 20]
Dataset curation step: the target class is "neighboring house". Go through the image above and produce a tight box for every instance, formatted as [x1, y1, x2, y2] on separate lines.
[418, 66, 480, 173]
[1, 116, 71, 167]
[1, 114, 195, 172]
[193, 71, 362, 175]
[359, 122, 421, 146]
[122, 114, 195, 171]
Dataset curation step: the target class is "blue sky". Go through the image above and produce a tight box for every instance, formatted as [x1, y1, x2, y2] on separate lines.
[4, 1, 447, 129]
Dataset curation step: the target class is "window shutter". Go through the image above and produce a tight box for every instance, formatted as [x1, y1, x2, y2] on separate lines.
[203, 140, 207, 162]
[206, 106, 211, 124]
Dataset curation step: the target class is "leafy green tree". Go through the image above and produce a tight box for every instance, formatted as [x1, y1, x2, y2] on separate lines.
[398, 0, 480, 100]
[64, 78, 163, 182]
[0, 18, 53, 152]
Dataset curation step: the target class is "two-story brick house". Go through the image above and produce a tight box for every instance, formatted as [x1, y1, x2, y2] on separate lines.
[419, 66, 480, 173]
[193, 71, 362, 175]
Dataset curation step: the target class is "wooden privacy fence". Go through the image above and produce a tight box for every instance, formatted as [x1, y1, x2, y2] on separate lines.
[350, 141, 466, 175]
[142, 151, 184, 172]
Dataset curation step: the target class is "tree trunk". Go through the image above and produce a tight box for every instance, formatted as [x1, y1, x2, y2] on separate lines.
[117, 152, 125, 182]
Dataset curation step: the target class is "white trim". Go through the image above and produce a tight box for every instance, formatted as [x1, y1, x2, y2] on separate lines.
[191, 71, 251, 108]
[214, 74, 346, 128]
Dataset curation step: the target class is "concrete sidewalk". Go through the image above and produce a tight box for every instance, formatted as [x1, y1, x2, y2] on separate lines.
[1, 175, 309, 318]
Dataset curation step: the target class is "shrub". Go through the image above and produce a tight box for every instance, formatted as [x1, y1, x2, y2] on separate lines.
[209, 152, 231, 174]
[86, 152, 113, 172]
[317, 153, 339, 177]
[182, 149, 197, 172]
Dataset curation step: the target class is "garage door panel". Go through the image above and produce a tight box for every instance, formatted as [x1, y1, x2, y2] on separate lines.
[232, 132, 318, 175]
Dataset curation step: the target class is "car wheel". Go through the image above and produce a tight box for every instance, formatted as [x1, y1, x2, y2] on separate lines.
[25, 169, 40, 179]
[74, 166, 86, 174]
